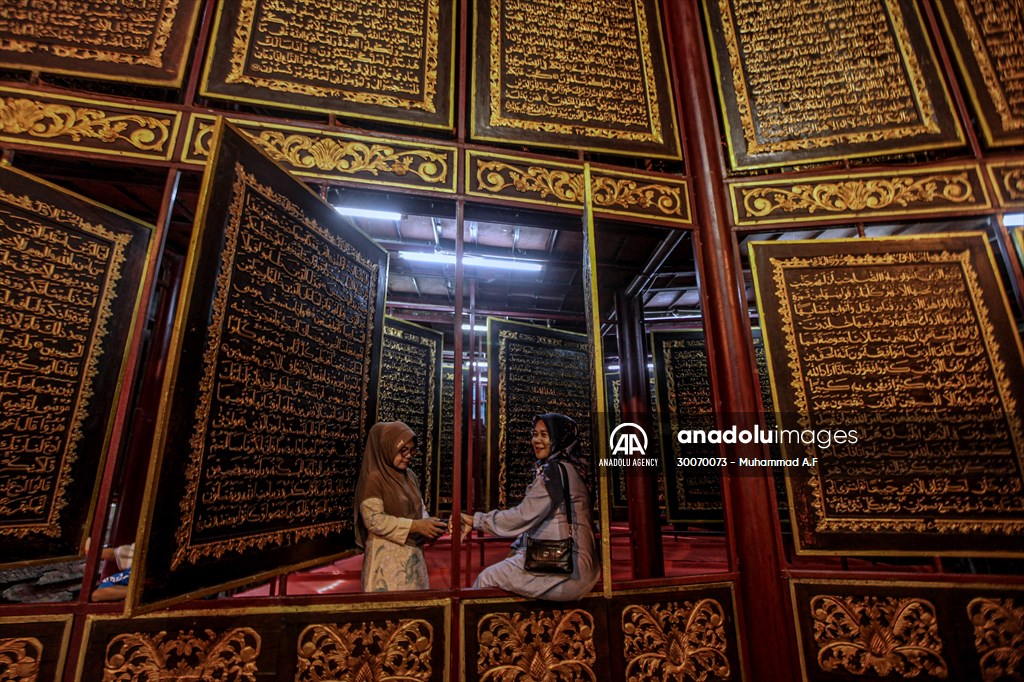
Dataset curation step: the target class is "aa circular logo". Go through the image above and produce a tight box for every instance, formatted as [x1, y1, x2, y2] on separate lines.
[609, 422, 648, 456]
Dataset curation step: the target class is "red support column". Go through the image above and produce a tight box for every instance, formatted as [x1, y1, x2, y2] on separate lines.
[615, 291, 664, 578]
[664, 1, 800, 679]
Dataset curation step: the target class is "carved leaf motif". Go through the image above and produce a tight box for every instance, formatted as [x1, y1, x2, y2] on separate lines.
[810, 595, 947, 677]
[0, 98, 170, 151]
[476, 161, 585, 204]
[741, 174, 974, 217]
[252, 132, 447, 183]
[590, 177, 682, 217]
[296, 620, 432, 682]
[621, 600, 731, 682]
[102, 628, 261, 682]
[968, 597, 1024, 682]
[1002, 169, 1024, 200]
[0, 638, 42, 682]
[477, 609, 596, 681]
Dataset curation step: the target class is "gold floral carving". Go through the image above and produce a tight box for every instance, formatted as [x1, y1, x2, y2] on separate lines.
[1001, 168, 1024, 201]
[186, 121, 448, 185]
[741, 173, 975, 218]
[251, 132, 448, 184]
[622, 600, 731, 681]
[0, 638, 42, 682]
[190, 120, 216, 160]
[476, 161, 585, 204]
[295, 620, 433, 681]
[0, 98, 172, 152]
[102, 628, 261, 681]
[477, 608, 596, 681]
[968, 597, 1024, 682]
[810, 595, 947, 677]
[591, 176, 682, 217]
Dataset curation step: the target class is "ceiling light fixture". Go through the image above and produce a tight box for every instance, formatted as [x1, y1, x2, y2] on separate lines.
[398, 251, 542, 272]
[334, 206, 403, 221]
[1004, 213, 1024, 227]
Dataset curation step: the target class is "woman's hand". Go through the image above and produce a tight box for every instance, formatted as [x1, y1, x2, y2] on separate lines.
[459, 513, 474, 541]
[411, 517, 447, 542]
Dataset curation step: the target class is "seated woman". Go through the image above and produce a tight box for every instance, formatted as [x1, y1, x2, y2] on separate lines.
[354, 421, 447, 592]
[461, 413, 599, 601]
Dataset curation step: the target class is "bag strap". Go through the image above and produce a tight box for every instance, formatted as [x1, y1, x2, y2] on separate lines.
[557, 462, 576, 542]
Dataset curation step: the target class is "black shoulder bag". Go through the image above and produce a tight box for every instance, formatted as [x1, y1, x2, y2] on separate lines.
[524, 461, 575, 574]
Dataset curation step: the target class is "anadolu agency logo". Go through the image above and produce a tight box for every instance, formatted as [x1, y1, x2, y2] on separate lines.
[601, 423, 659, 468]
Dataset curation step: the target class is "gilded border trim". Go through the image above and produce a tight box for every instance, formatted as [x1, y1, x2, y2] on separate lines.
[730, 163, 990, 226]
[0, 87, 180, 161]
[986, 160, 1024, 208]
[182, 115, 456, 193]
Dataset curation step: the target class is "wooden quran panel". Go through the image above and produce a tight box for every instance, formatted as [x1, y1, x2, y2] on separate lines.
[201, 0, 455, 129]
[377, 317, 443, 514]
[0, 166, 151, 566]
[0, 0, 200, 85]
[936, 0, 1024, 148]
[130, 123, 388, 613]
[486, 318, 593, 509]
[705, 0, 964, 169]
[472, 0, 680, 158]
[751, 234, 1024, 555]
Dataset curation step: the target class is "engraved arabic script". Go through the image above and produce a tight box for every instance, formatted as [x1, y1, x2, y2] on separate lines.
[780, 255, 1024, 521]
[0, 0, 175, 66]
[0, 201, 124, 535]
[494, 0, 661, 139]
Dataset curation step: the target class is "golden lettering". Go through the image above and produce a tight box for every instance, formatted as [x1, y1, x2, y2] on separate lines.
[492, 0, 660, 138]
[777, 253, 1023, 520]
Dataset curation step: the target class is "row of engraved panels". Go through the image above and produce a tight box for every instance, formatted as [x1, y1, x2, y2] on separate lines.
[793, 581, 1024, 682]
[0, 587, 742, 681]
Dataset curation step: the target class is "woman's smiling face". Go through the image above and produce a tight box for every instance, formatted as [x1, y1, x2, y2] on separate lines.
[531, 420, 551, 460]
[393, 439, 416, 469]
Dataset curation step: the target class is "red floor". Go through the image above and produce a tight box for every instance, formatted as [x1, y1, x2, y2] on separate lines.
[234, 522, 940, 597]
[235, 524, 729, 596]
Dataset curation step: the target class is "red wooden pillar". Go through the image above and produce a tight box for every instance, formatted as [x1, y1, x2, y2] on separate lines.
[615, 291, 664, 578]
[664, 0, 800, 678]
